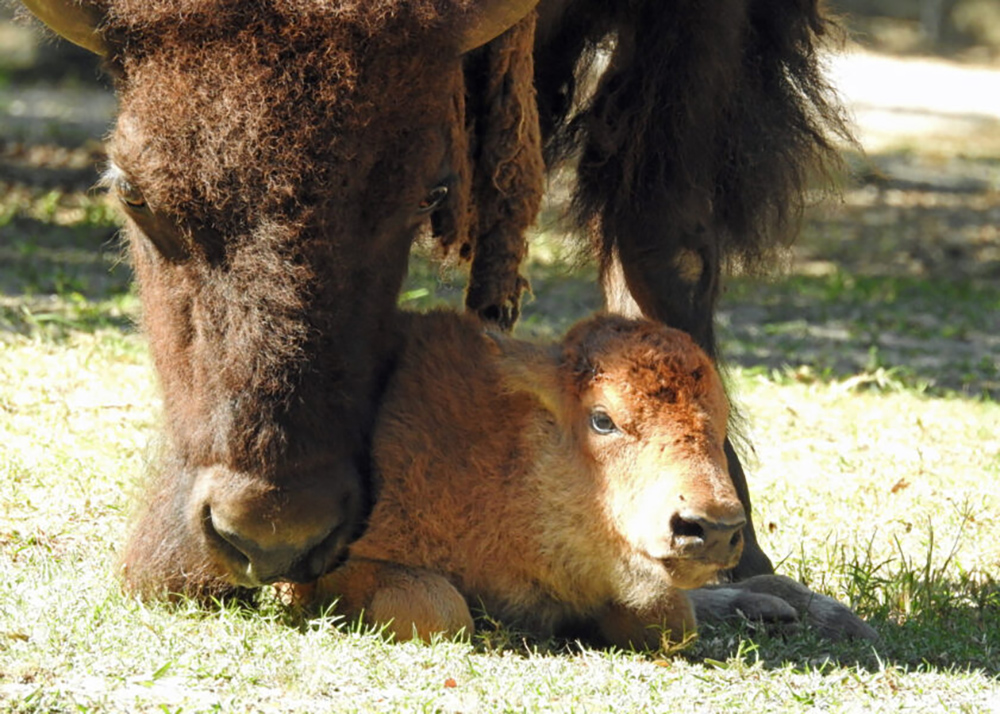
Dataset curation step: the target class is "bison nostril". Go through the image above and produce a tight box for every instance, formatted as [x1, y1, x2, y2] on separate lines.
[202, 505, 349, 585]
[202, 505, 252, 574]
[300, 526, 350, 582]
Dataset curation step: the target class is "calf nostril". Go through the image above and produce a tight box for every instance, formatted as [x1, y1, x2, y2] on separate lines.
[669, 512, 706, 542]
[730, 529, 743, 548]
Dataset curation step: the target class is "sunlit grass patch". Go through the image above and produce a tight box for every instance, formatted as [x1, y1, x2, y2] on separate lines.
[1, 277, 998, 710]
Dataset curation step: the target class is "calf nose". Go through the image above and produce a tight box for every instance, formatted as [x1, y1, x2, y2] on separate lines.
[669, 510, 746, 565]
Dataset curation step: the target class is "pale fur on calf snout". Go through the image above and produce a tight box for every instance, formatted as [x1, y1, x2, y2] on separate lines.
[287, 310, 744, 649]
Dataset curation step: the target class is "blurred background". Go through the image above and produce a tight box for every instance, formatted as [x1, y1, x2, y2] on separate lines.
[1, 1, 998, 396]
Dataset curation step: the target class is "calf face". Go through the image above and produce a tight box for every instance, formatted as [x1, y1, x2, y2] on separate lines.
[556, 318, 746, 590]
[286, 312, 746, 646]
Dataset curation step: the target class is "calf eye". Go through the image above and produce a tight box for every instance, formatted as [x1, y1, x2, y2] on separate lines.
[589, 410, 618, 435]
[418, 184, 449, 213]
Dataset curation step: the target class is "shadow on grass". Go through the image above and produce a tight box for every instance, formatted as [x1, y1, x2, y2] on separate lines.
[0, 297, 136, 339]
[0, 217, 128, 299]
[719, 272, 1000, 398]
[406, 249, 1000, 398]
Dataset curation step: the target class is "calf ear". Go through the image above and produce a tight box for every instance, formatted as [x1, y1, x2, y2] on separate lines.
[484, 332, 564, 416]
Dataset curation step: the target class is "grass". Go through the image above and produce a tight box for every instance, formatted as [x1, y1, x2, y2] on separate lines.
[2, 240, 998, 711]
[2, 42, 999, 713]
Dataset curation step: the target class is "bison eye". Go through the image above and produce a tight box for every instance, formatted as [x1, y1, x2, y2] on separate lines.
[418, 184, 449, 214]
[116, 176, 148, 210]
[589, 410, 618, 435]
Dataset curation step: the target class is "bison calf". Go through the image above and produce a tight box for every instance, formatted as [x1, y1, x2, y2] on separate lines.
[288, 310, 877, 646]
[286, 311, 743, 647]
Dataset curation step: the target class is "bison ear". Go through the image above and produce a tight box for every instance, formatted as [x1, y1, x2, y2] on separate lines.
[484, 331, 564, 417]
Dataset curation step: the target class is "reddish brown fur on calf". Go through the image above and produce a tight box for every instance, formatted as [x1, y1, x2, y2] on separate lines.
[291, 311, 744, 648]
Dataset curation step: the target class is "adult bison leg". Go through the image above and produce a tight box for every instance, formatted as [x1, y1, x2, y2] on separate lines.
[601, 239, 775, 581]
[463, 14, 544, 330]
[689, 575, 879, 641]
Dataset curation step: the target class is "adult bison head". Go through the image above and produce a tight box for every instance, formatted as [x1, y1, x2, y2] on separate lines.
[23, 0, 539, 595]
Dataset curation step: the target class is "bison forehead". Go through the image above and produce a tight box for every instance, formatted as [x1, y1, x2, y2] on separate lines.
[107, 4, 463, 228]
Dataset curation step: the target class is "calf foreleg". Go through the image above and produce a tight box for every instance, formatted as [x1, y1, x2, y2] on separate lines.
[307, 558, 474, 642]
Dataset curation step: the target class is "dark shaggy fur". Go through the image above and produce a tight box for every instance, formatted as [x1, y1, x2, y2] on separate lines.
[537, 0, 851, 351]
[541, 0, 850, 259]
[23, 0, 851, 596]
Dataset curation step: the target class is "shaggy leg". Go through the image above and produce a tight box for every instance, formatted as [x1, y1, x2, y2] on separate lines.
[689, 575, 879, 642]
[594, 590, 697, 652]
[601, 252, 774, 580]
[304, 557, 474, 642]
[463, 14, 544, 330]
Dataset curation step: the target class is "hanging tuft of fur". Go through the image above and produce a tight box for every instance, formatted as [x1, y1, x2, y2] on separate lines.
[541, 0, 853, 273]
[447, 12, 544, 326]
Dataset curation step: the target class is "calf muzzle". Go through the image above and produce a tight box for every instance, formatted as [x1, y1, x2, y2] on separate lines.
[668, 510, 746, 567]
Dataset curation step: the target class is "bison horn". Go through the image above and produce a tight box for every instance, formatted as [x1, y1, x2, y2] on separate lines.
[20, 0, 108, 56]
[457, 0, 541, 53]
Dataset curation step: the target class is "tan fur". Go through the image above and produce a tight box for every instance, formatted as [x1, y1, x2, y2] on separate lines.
[289, 311, 744, 647]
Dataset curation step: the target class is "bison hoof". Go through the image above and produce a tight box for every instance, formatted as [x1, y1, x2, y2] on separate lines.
[689, 575, 879, 642]
[476, 300, 520, 332]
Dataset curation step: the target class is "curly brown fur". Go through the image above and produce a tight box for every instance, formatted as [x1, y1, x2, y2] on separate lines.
[291, 311, 743, 646]
[460, 13, 544, 327]
[101, 2, 529, 596]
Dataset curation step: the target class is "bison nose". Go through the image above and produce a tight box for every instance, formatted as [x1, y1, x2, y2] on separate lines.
[195, 464, 362, 586]
[206, 511, 350, 584]
[669, 510, 746, 565]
